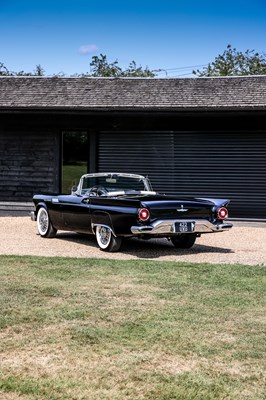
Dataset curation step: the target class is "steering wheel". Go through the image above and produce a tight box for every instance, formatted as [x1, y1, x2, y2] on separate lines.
[89, 186, 108, 196]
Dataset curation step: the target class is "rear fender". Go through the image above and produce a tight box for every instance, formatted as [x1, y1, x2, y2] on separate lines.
[196, 198, 230, 208]
[91, 211, 114, 235]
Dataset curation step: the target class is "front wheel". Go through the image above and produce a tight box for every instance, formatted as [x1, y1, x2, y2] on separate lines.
[171, 233, 196, 249]
[95, 225, 122, 252]
[37, 207, 57, 238]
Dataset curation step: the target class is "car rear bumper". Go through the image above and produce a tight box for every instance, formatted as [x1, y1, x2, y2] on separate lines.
[131, 219, 233, 235]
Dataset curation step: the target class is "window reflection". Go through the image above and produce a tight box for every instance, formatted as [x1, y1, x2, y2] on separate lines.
[62, 131, 89, 193]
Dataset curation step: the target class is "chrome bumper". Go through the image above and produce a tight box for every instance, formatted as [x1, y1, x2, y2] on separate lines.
[30, 211, 36, 221]
[131, 219, 233, 235]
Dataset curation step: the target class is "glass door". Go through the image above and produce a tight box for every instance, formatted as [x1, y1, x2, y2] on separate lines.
[62, 131, 89, 193]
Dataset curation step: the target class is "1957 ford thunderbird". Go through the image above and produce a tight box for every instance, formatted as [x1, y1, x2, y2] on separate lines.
[31, 172, 233, 252]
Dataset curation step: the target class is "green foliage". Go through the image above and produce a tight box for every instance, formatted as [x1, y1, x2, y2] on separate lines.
[193, 44, 266, 77]
[88, 53, 156, 77]
[123, 60, 156, 77]
[0, 62, 11, 76]
[34, 64, 45, 76]
[0, 62, 45, 76]
[1, 55, 155, 77]
[89, 54, 122, 77]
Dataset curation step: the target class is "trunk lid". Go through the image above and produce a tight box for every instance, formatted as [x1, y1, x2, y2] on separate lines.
[141, 197, 214, 220]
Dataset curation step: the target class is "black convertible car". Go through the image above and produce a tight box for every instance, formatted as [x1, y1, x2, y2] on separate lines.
[31, 172, 233, 252]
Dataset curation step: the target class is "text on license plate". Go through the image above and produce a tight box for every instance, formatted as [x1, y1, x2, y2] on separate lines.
[175, 222, 195, 232]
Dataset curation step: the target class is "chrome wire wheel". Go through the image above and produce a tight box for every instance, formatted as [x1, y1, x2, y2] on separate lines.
[36, 207, 57, 238]
[37, 207, 49, 236]
[96, 225, 112, 249]
[95, 225, 122, 252]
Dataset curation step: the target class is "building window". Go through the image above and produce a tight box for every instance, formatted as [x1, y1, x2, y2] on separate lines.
[62, 131, 89, 193]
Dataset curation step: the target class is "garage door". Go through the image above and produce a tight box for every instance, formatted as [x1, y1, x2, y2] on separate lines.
[98, 131, 266, 219]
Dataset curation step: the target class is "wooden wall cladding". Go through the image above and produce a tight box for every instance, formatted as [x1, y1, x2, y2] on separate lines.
[0, 130, 60, 201]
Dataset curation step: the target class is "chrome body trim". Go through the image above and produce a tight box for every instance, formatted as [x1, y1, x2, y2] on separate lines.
[91, 223, 117, 237]
[131, 219, 233, 235]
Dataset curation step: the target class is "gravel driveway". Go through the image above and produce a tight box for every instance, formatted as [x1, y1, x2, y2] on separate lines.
[0, 216, 265, 265]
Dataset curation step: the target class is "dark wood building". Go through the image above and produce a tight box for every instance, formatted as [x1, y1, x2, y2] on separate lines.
[0, 76, 266, 219]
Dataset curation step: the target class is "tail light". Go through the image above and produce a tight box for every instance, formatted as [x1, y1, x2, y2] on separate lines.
[217, 207, 228, 220]
[138, 208, 150, 222]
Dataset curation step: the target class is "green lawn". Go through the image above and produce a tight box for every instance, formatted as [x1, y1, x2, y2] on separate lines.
[0, 256, 265, 400]
[62, 163, 87, 193]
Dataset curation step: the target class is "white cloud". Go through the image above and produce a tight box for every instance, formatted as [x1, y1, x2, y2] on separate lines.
[79, 44, 98, 55]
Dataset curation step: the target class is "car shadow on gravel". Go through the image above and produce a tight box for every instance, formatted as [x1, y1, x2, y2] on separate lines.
[120, 238, 234, 259]
[54, 232, 233, 259]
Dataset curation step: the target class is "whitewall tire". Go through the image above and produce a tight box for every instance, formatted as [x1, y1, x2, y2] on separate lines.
[95, 225, 122, 252]
[37, 207, 57, 238]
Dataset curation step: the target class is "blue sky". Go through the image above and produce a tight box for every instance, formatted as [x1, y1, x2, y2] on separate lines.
[1, 0, 266, 77]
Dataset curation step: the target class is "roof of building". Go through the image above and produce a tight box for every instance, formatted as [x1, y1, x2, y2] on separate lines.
[0, 75, 266, 111]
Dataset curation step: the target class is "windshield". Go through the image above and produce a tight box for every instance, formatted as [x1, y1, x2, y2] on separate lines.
[79, 173, 151, 195]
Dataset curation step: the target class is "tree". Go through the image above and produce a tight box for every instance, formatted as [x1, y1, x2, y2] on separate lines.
[0, 62, 45, 76]
[34, 64, 45, 76]
[88, 54, 156, 77]
[15, 64, 45, 76]
[1, 55, 156, 77]
[89, 54, 122, 77]
[0, 62, 11, 76]
[122, 61, 155, 77]
[193, 45, 266, 77]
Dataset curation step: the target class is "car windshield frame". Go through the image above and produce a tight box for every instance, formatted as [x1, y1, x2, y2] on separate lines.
[76, 173, 153, 196]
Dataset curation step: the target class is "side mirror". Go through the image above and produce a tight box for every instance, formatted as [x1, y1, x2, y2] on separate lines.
[71, 185, 78, 195]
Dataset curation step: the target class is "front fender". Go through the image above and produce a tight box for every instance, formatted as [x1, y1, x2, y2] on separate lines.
[31, 201, 49, 222]
[34, 201, 49, 216]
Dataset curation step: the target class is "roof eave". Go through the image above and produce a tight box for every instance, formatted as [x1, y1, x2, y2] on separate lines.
[1, 105, 266, 113]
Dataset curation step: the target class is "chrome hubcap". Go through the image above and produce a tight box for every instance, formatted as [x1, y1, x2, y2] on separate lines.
[38, 209, 48, 234]
[96, 226, 112, 249]
[99, 227, 111, 245]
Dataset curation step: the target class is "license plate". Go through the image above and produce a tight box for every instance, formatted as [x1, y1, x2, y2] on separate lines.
[175, 222, 194, 233]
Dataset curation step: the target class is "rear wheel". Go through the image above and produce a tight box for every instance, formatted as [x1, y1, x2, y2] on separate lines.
[95, 225, 122, 252]
[171, 234, 196, 249]
[37, 207, 57, 238]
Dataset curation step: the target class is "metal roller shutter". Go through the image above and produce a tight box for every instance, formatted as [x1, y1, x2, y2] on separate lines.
[98, 131, 266, 219]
